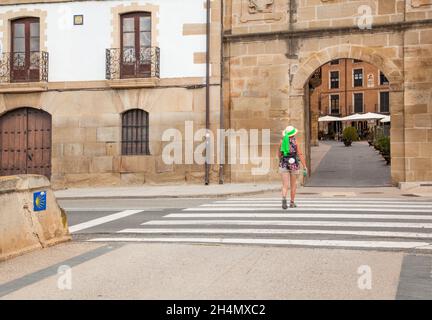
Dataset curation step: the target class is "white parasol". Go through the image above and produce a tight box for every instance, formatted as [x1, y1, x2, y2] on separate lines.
[318, 115, 342, 122]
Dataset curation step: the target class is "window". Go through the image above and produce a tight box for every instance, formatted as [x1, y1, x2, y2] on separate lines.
[380, 92, 390, 113]
[330, 59, 339, 65]
[380, 72, 389, 85]
[353, 69, 363, 87]
[122, 109, 149, 155]
[354, 93, 364, 113]
[330, 95, 340, 114]
[11, 17, 40, 82]
[121, 12, 152, 78]
[330, 71, 339, 89]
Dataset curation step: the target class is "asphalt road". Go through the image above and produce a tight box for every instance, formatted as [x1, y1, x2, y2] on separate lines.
[1, 194, 431, 299]
[60, 194, 432, 253]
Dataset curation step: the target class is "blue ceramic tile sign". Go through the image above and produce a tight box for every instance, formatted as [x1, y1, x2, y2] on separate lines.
[33, 191, 47, 212]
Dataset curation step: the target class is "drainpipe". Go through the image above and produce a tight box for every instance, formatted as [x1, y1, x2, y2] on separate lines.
[205, 0, 211, 185]
[219, 0, 224, 185]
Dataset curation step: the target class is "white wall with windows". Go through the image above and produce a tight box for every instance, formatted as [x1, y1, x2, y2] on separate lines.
[0, 0, 207, 81]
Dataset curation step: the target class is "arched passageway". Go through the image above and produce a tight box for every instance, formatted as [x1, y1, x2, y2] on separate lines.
[289, 45, 404, 186]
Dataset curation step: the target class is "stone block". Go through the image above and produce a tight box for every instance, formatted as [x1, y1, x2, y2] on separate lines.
[0, 175, 70, 261]
[97, 127, 120, 143]
[64, 143, 83, 157]
[90, 156, 113, 173]
[120, 173, 145, 185]
[84, 143, 107, 157]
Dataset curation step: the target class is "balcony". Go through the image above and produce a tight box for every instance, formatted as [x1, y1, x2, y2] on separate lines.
[105, 47, 160, 88]
[0, 51, 49, 93]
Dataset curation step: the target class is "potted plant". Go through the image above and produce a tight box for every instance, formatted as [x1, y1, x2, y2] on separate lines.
[367, 131, 374, 146]
[342, 127, 359, 147]
[378, 136, 391, 165]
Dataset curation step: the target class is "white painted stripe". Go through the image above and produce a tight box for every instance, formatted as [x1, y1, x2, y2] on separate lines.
[183, 207, 432, 213]
[69, 210, 144, 233]
[201, 203, 432, 208]
[166, 213, 432, 220]
[88, 237, 432, 250]
[141, 219, 432, 229]
[214, 200, 432, 205]
[118, 228, 432, 239]
[64, 208, 147, 212]
[227, 197, 423, 201]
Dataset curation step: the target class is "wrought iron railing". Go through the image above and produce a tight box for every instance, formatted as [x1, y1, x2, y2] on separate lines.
[0, 51, 49, 83]
[106, 47, 160, 80]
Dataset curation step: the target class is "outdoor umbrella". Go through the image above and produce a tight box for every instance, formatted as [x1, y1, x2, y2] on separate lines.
[380, 115, 391, 123]
[341, 113, 362, 121]
[318, 115, 342, 122]
[342, 112, 386, 121]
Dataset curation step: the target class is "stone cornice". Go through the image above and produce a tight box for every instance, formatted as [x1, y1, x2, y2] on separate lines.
[224, 19, 432, 42]
[0, 0, 114, 5]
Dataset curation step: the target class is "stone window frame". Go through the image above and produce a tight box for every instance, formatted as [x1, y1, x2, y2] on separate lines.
[0, 8, 47, 54]
[110, 2, 159, 50]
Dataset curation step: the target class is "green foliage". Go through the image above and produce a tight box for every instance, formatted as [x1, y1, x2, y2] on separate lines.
[342, 127, 359, 143]
[377, 136, 390, 155]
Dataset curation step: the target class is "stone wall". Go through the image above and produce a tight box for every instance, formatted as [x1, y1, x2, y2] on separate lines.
[0, 85, 221, 189]
[224, 0, 432, 185]
[0, 175, 70, 261]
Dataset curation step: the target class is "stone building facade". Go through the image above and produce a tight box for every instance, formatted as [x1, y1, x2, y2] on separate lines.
[0, 0, 431, 188]
[0, 0, 222, 189]
[224, 0, 432, 186]
[309, 58, 391, 145]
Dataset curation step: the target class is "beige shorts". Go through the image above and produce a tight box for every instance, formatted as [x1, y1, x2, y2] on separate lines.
[279, 168, 300, 175]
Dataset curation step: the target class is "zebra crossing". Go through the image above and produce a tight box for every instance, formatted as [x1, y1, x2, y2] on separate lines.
[88, 197, 432, 251]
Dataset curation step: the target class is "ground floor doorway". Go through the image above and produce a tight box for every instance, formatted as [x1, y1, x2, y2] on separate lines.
[0, 107, 52, 179]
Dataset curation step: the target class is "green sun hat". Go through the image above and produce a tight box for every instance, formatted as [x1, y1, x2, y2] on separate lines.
[283, 126, 298, 137]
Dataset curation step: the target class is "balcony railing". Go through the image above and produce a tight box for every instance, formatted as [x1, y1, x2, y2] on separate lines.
[0, 51, 48, 83]
[106, 47, 160, 80]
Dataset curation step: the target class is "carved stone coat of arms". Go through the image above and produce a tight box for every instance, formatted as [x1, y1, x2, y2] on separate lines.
[248, 0, 274, 14]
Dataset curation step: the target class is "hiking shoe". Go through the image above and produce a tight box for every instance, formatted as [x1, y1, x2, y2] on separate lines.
[282, 199, 288, 210]
[290, 201, 297, 208]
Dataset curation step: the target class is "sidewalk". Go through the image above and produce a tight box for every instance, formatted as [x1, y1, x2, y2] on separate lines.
[54, 183, 432, 200]
[54, 183, 281, 200]
[307, 141, 391, 187]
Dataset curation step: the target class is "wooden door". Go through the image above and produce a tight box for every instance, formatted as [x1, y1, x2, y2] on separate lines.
[11, 18, 40, 82]
[120, 12, 151, 78]
[0, 108, 51, 179]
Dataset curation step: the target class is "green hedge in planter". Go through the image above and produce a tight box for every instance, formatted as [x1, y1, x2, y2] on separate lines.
[342, 127, 359, 146]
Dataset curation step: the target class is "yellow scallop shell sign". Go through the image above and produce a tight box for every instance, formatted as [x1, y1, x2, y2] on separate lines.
[33, 191, 47, 212]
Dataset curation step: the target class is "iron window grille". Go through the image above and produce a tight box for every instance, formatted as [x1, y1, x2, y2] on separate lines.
[0, 51, 48, 83]
[106, 47, 160, 80]
[121, 109, 150, 156]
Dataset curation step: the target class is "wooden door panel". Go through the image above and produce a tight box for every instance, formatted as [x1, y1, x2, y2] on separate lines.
[26, 108, 51, 178]
[0, 108, 51, 179]
[0, 109, 27, 176]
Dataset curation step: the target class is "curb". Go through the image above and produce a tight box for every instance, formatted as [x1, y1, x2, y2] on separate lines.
[55, 187, 282, 200]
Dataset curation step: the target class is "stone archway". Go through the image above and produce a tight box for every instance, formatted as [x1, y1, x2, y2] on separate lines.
[289, 44, 405, 185]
